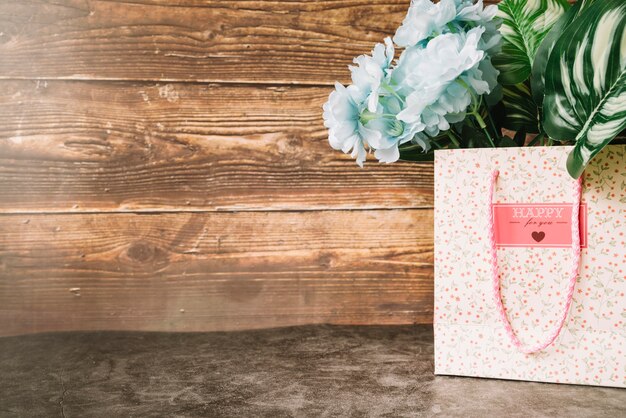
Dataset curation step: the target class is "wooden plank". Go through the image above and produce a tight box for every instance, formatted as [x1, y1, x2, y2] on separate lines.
[0, 209, 434, 336]
[0, 0, 411, 84]
[0, 0, 571, 85]
[0, 80, 434, 212]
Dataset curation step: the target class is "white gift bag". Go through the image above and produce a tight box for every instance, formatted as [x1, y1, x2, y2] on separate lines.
[434, 145, 625, 387]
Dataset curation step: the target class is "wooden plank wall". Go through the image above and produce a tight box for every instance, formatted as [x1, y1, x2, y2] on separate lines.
[0, 0, 449, 336]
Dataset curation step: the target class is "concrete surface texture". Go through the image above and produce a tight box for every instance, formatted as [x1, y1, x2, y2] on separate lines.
[1, 325, 624, 417]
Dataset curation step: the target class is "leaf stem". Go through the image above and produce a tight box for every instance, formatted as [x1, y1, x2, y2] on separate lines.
[446, 130, 461, 147]
[528, 132, 545, 146]
[483, 103, 500, 139]
[457, 79, 496, 147]
[359, 111, 398, 123]
[472, 111, 496, 147]
[381, 83, 404, 102]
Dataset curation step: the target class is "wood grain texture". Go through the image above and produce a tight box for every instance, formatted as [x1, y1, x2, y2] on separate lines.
[0, 79, 434, 212]
[0, 0, 569, 85]
[0, 209, 434, 336]
[0, 0, 442, 335]
[0, 0, 411, 84]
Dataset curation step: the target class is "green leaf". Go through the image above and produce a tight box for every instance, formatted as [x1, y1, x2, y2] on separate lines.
[501, 81, 540, 133]
[493, 0, 570, 85]
[530, 0, 595, 105]
[542, 0, 626, 178]
[497, 136, 520, 148]
[513, 129, 527, 146]
[398, 139, 438, 162]
[461, 124, 490, 148]
[398, 142, 435, 162]
[398, 150, 435, 162]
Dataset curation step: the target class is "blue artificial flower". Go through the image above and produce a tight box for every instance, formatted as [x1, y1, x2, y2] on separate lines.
[324, 0, 503, 166]
[394, 27, 498, 137]
[455, 0, 498, 23]
[394, 0, 501, 53]
[362, 95, 424, 163]
[455, 0, 501, 55]
[393, 0, 457, 48]
[323, 82, 369, 167]
[322, 39, 395, 166]
[350, 38, 395, 112]
[323, 38, 420, 165]
[322, 81, 423, 165]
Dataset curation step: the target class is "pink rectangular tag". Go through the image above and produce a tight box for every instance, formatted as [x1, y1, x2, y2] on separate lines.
[493, 203, 587, 248]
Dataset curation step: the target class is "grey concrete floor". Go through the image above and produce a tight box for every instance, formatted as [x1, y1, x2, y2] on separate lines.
[0, 325, 624, 417]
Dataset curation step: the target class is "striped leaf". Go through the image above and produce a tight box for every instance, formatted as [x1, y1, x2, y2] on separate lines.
[501, 81, 540, 133]
[543, 0, 626, 178]
[494, 0, 570, 85]
[531, 0, 595, 106]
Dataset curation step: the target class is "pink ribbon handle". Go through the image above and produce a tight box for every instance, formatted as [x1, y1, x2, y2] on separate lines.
[487, 170, 583, 354]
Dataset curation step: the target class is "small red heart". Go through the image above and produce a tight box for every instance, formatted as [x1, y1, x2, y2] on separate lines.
[532, 231, 546, 242]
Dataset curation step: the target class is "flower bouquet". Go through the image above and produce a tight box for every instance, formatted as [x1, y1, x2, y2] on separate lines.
[323, 0, 626, 178]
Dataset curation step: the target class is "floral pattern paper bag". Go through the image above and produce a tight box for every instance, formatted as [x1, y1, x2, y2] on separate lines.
[434, 145, 625, 387]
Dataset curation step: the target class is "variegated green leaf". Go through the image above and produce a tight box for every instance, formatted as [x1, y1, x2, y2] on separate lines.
[543, 0, 626, 178]
[494, 0, 570, 85]
[531, 0, 595, 105]
[502, 81, 540, 133]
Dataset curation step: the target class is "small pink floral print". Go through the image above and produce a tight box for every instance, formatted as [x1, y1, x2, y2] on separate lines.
[434, 146, 626, 388]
